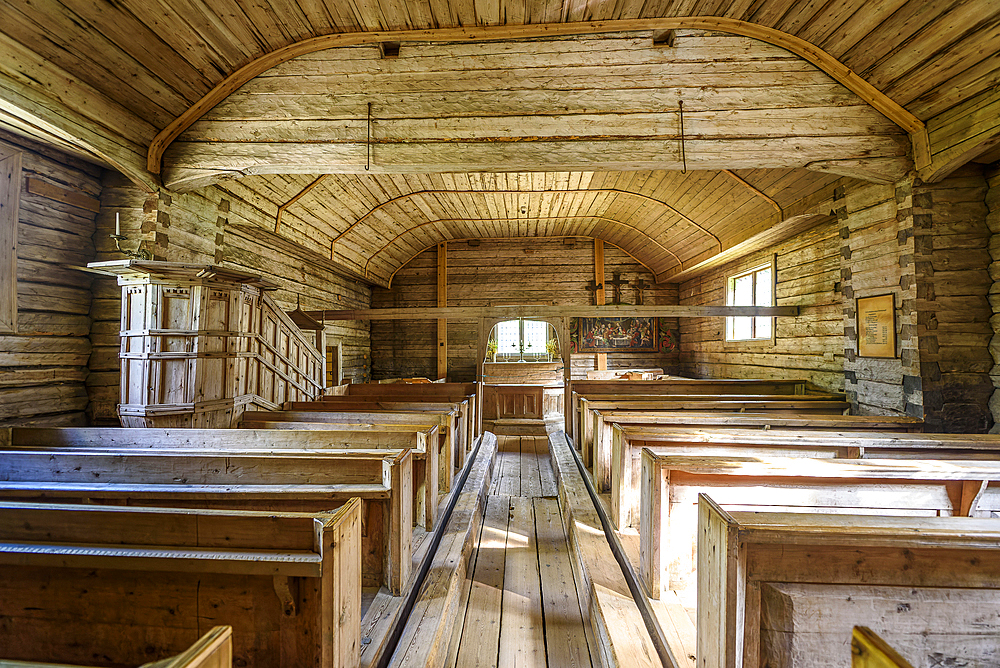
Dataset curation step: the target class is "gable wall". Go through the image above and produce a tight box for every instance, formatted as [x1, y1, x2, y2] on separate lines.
[371, 238, 680, 382]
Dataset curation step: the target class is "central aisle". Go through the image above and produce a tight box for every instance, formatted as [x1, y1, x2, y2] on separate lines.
[449, 435, 594, 668]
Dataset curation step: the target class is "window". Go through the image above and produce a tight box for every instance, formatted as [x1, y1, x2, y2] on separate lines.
[726, 263, 773, 341]
[493, 318, 549, 360]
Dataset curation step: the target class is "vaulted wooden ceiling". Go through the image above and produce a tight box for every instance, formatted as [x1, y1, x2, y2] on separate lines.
[2, 1, 998, 287]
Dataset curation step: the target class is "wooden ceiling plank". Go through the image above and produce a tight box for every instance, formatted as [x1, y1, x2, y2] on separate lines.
[746, 0, 801, 29]
[816, 0, 910, 57]
[863, 5, 1000, 91]
[523, 0, 563, 24]
[240, 0, 310, 45]
[877, 19, 1000, 109]
[838, 0, 954, 75]
[792, 0, 866, 46]
[921, 85, 1000, 182]
[0, 2, 182, 128]
[117, 0, 249, 80]
[14, 0, 210, 107]
[500, 0, 527, 25]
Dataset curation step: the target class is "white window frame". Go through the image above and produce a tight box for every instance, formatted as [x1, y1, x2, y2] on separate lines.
[725, 260, 775, 342]
[493, 318, 549, 361]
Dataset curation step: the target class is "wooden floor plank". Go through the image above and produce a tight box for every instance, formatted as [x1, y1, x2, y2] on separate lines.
[520, 434, 543, 498]
[497, 437, 522, 497]
[455, 494, 510, 668]
[498, 495, 546, 668]
[491, 436, 516, 495]
[536, 436, 559, 497]
[535, 497, 594, 668]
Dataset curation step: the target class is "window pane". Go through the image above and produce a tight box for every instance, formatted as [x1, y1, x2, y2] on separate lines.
[731, 316, 752, 340]
[755, 315, 771, 339]
[756, 268, 772, 306]
[523, 320, 547, 354]
[732, 273, 753, 306]
[496, 320, 519, 353]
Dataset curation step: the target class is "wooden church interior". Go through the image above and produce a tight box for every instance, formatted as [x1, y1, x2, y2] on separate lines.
[3, 0, 1000, 666]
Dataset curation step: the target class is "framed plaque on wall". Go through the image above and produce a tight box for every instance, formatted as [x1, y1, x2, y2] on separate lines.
[857, 293, 896, 358]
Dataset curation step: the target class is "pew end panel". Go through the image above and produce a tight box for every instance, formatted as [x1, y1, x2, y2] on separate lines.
[698, 499, 1000, 668]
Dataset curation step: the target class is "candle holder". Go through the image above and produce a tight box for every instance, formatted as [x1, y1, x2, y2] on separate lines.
[110, 233, 152, 260]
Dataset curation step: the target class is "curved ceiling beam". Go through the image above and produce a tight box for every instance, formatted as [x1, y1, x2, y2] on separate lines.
[385, 236, 660, 290]
[360, 216, 683, 280]
[722, 170, 783, 220]
[147, 17, 929, 176]
[275, 174, 327, 233]
[329, 188, 721, 255]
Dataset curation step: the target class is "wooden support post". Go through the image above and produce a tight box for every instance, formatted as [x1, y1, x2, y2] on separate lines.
[594, 240, 607, 371]
[561, 316, 572, 434]
[437, 242, 447, 380]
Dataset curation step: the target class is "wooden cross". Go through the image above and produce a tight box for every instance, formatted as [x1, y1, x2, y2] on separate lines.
[585, 280, 604, 305]
[633, 278, 651, 305]
[605, 272, 628, 305]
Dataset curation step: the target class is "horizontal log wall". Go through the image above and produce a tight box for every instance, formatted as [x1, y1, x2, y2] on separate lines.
[679, 219, 843, 391]
[915, 166, 993, 432]
[89, 177, 371, 423]
[371, 238, 679, 381]
[0, 130, 101, 427]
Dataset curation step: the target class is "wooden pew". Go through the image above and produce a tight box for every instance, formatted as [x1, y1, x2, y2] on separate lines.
[236, 415, 439, 527]
[698, 496, 1000, 668]
[313, 398, 473, 459]
[587, 413, 923, 493]
[0, 626, 233, 668]
[569, 378, 812, 443]
[333, 382, 479, 440]
[0, 501, 360, 668]
[0, 446, 411, 595]
[610, 425, 850, 529]
[612, 426, 1000, 529]
[339, 382, 478, 437]
[9, 424, 439, 532]
[640, 454, 1000, 602]
[576, 396, 850, 459]
[246, 407, 460, 494]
